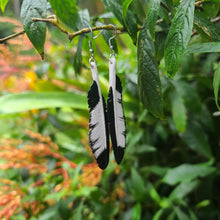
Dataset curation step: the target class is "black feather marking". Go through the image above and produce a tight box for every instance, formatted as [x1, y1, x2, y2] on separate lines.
[97, 149, 109, 170]
[102, 95, 109, 169]
[88, 81, 100, 112]
[116, 75, 122, 93]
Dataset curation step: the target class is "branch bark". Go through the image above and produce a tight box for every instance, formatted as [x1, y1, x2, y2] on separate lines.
[0, 30, 25, 43]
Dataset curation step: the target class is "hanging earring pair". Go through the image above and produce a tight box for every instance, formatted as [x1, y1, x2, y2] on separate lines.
[87, 25, 126, 170]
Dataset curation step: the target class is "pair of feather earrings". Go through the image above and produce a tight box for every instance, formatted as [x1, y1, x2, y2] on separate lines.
[87, 26, 126, 170]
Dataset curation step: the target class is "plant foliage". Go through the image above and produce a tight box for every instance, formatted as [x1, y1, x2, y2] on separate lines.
[0, 0, 220, 219]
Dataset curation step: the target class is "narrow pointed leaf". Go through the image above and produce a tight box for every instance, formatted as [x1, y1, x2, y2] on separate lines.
[132, 203, 141, 220]
[0, 0, 9, 12]
[138, 23, 163, 118]
[163, 163, 216, 185]
[147, 0, 161, 40]
[213, 62, 220, 110]
[21, 0, 47, 59]
[0, 92, 87, 114]
[164, 0, 195, 78]
[181, 121, 213, 158]
[185, 42, 220, 54]
[169, 180, 200, 200]
[73, 35, 83, 74]
[122, 0, 133, 24]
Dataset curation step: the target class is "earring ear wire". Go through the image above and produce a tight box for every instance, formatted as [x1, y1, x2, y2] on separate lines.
[108, 24, 117, 57]
[88, 27, 103, 63]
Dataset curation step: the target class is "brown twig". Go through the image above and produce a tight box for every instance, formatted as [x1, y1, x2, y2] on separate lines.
[32, 17, 69, 35]
[32, 17, 141, 41]
[211, 16, 220, 23]
[0, 29, 25, 43]
[160, 2, 170, 12]
[191, 15, 220, 37]
[68, 25, 128, 41]
[195, 0, 203, 7]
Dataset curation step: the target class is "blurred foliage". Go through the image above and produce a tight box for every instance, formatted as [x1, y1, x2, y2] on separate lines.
[0, 0, 220, 220]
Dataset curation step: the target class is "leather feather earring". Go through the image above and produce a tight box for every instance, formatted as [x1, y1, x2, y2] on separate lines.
[87, 28, 109, 170]
[107, 25, 126, 164]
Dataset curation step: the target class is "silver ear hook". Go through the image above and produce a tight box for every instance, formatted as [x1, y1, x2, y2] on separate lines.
[88, 27, 103, 63]
[108, 24, 117, 57]
[89, 27, 94, 61]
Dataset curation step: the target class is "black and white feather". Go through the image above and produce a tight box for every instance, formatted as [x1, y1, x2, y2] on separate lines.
[87, 61, 109, 169]
[107, 57, 126, 164]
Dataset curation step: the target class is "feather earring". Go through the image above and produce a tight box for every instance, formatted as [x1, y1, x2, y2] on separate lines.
[87, 28, 109, 169]
[107, 25, 126, 164]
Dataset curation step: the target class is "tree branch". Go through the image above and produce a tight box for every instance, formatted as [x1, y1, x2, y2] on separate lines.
[1, 10, 220, 44]
[32, 17, 69, 36]
[32, 17, 130, 41]
[195, 0, 203, 7]
[0, 30, 25, 43]
[68, 25, 128, 41]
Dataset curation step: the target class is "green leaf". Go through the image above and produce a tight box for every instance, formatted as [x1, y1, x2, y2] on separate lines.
[150, 187, 161, 204]
[0, 92, 87, 114]
[196, 200, 211, 209]
[39, 205, 59, 220]
[175, 207, 189, 220]
[138, 23, 164, 118]
[76, 9, 90, 30]
[181, 121, 213, 158]
[130, 0, 146, 22]
[20, 0, 47, 59]
[73, 35, 84, 75]
[194, 11, 220, 41]
[126, 168, 147, 202]
[0, 0, 9, 12]
[173, 80, 202, 114]
[155, 31, 167, 61]
[147, 0, 161, 40]
[153, 209, 165, 220]
[213, 62, 220, 110]
[49, 0, 78, 30]
[163, 162, 216, 185]
[122, 0, 133, 24]
[132, 203, 141, 220]
[170, 90, 187, 132]
[202, 1, 220, 18]
[101, 0, 138, 43]
[185, 42, 220, 54]
[169, 180, 200, 200]
[164, 0, 195, 78]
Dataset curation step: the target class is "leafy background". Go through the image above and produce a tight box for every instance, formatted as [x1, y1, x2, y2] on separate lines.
[0, 0, 220, 219]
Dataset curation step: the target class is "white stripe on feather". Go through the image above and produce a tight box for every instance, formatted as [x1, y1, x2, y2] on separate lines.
[109, 57, 126, 148]
[89, 61, 108, 159]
